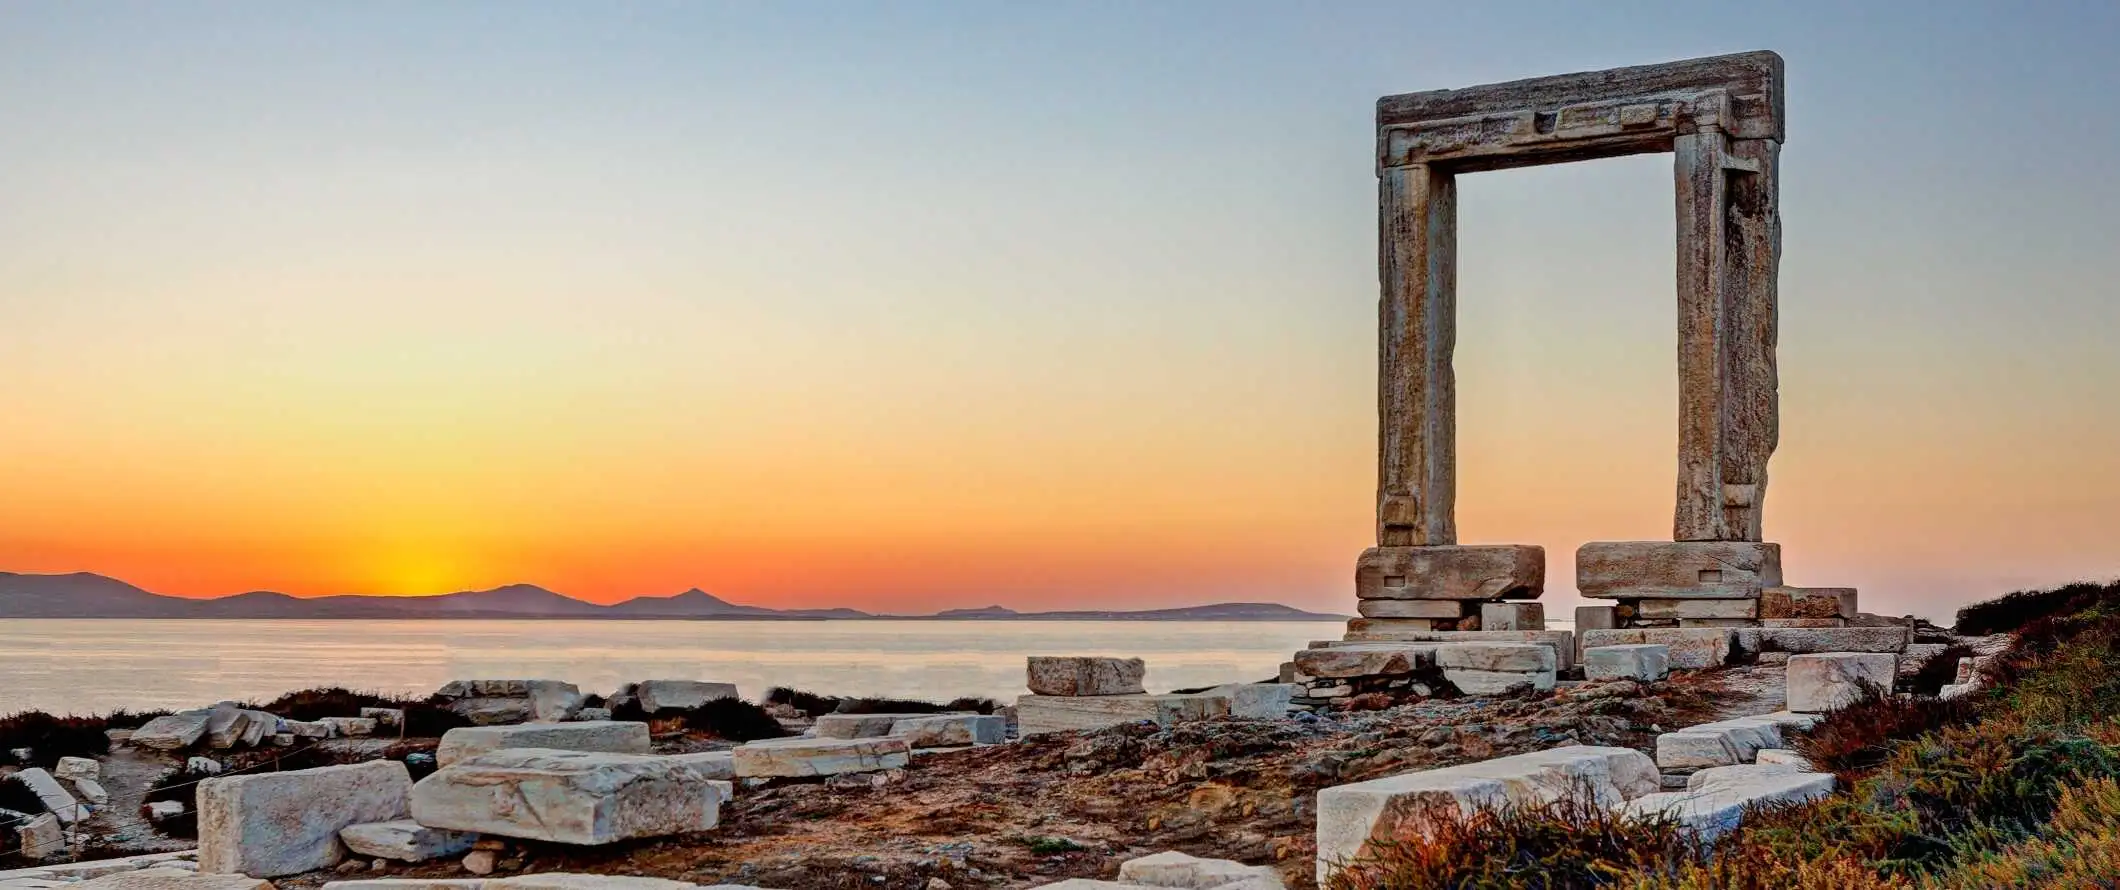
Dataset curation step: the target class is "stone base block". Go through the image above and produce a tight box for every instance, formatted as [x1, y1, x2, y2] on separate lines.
[731, 737, 911, 778]
[1678, 618, 1755, 628]
[1015, 692, 1230, 736]
[436, 722, 651, 767]
[1026, 657, 1146, 696]
[1355, 599, 1467, 620]
[1443, 669, 1556, 695]
[338, 820, 476, 863]
[1329, 630, 1577, 671]
[1762, 618, 1845, 628]
[1633, 598, 1757, 621]
[1480, 602, 1544, 631]
[1116, 851, 1282, 889]
[1621, 770, 1834, 839]
[1577, 542, 1781, 599]
[1356, 545, 1545, 601]
[814, 714, 927, 739]
[631, 681, 739, 713]
[1574, 605, 1617, 631]
[1760, 587, 1857, 620]
[1207, 683, 1299, 719]
[1314, 745, 1658, 883]
[199, 760, 412, 877]
[1435, 642, 1555, 673]
[1735, 626, 1910, 655]
[1786, 653, 1896, 713]
[1293, 643, 1434, 678]
[410, 749, 721, 843]
[886, 714, 1005, 746]
[1584, 645, 1670, 681]
[1578, 628, 1733, 670]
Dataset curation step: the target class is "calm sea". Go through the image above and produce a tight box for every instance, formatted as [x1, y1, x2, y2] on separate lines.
[0, 619, 1350, 715]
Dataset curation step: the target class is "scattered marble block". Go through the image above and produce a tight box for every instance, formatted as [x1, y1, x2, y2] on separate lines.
[1355, 545, 1545, 600]
[147, 801, 187, 821]
[1761, 618, 1845, 628]
[1576, 541, 1781, 599]
[339, 820, 477, 863]
[1621, 770, 1834, 839]
[665, 751, 735, 779]
[1955, 655, 1993, 685]
[1435, 642, 1554, 673]
[132, 712, 213, 751]
[1479, 602, 1544, 631]
[1786, 653, 1897, 712]
[69, 870, 270, 890]
[198, 760, 412, 877]
[814, 714, 924, 739]
[1653, 713, 1814, 771]
[1760, 587, 1857, 619]
[1315, 745, 1658, 883]
[1578, 628, 1733, 670]
[730, 737, 911, 778]
[187, 756, 225, 775]
[1687, 761, 1799, 789]
[1210, 683, 1298, 719]
[1940, 682, 1979, 700]
[436, 721, 652, 767]
[1356, 599, 1466, 620]
[633, 681, 739, 713]
[74, 777, 110, 806]
[11, 768, 88, 824]
[1292, 644, 1432, 679]
[1574, 605, 1618, 632]
[53, 756, 100, 783]
[1015, 693, 1231, 736]
[1635, 599, 1757, 621]
[1754, 748, 1813, 769]
[360, 708, 405, 729]
[434, 680, 585, 725]
[1736, 626, 1910, 655]
[1117, 850, 1284, 889]
[1323, 631, 1578, 671]
[887, 715, 1005, 747]
[286, 720, 336, 740]
[318, 717, 378, 738]
[1026, 657, 1147, 696]
[411, 748, 720, 844]
[1584, 644, 1670, 681]
[19, 813, 62, 859]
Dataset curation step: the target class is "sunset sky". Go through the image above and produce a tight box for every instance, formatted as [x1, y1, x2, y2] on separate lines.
[4, 2, 2117, 621]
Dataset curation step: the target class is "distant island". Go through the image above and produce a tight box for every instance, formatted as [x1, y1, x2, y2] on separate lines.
[0, 571, 1347, 621]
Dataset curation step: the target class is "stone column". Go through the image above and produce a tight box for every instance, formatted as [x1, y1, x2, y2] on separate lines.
[1673, 131, 1780, 542]
[1376, 163, 1456, 547]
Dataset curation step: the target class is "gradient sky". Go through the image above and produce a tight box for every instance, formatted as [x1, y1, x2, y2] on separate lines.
[4, 2, 2117, 620]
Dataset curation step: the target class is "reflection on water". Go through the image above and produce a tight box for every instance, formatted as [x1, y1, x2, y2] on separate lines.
[0, 619, 1350, 714]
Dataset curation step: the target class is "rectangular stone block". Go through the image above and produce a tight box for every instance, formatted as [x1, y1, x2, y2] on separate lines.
[1786, 653, 1896, 713]
[1345, 617, 1438, 635]
[1759, 587, 1858, 619]
[1678, 618, 1755, 628]
[338, 820, 476, 863]
[886, 714, 1006, 747]
[1736, 626, 1910, 655]
[1577, 542, 1781, 599]
[1015, 693, 1230, 736]
[11, 768, 86, 824]
[1634, 598, 1757, 620]
[1621, 770, 1833, 839]
[1761, 618, 1845, 628]
[1656, 731, 1741, 771]
[1293, 644, 1432, 678]
[199, 760, 412, 877]
[814, 714, 925, 739]
[1574, 605, 1618, 632]
[1578, 628, 1733, 670]
[632, 680, 739, 713]
[1355, 599, 1465, 620]
[664, 750, 734, 780]
[1435, 642, 1555, 673]
[730, 737, 911, 778]
[435, 722, 651, 767]
[1584, 644, 1670, 681]
[1332, 630, 1577, 671]
[1025, 657, 1146, 696]
[410, 749, 720, 843]
[1356, 545, 1545, 600]
[1444, 669, 1556, 695]
[1480, 602, 1544, 631]
[1314, 745, 1659, 882]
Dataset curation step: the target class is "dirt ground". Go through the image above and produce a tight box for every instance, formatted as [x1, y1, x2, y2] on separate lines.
[276, 674, 1727, 890]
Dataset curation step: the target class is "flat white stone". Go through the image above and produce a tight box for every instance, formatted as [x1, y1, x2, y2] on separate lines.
[338, 820, 477, 863]
[1209, 683, 1298, 720]
[1291, 645, 1430, 679]
[1578, 628, 1733, 670]
[1736, 627, 1911, 655]
[1015, 693, 1231, 736]
[286, 720, 336, 739]
[70, 870, 270, 890]
[730, 738, 910, 778]
[18, 814, 62, 859]
[1117, 850, 1284, 889]
[1686, 762, 1800, 791]
[197, 760, 412, 877]
[435, 721, 651, 767]
[10, 769, 86, 824]
[1786, 653, 1897, 713]
[131, 713, 211, 751]
[1584, 645, 1670, 681]
[1025, 657, 1146, 696]
[318, 717, 377, 738]
[435, 680, 584, 724]
[886, 715, 1005, 747]
[1754, 748, 1813, 769]
[1434, 642, 1555, 673]
[186, 757, 224, 775]
[813, 714, 921, 739]
[147, 801, 186, 820]
[53, 757, 99, 783]
[1622, 771, 1834, 838]
[410, 748, 720, 844]
[1315, 745, 1658, 883]
[1655, 731, 1741, 771]
[664, 751, 735, 779]
[1443, 668, 1555, 695]
[633, 681, 739, 713]
[73, 778, 109, 806]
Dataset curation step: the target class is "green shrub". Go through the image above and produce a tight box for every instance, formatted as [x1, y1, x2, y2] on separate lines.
[1327, 785, 1698, 890]
[1796, 683, 1978, 777]
[0, 710, 144, 768]
[245, 687, 423, 722]
[677, 698, 787, 742]
[1955, 581, 2118, 635]
[1901, 644, 1975, 697]
[762, 686, 996, 717]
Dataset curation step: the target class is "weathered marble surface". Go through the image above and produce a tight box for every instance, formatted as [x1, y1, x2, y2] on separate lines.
[410, 749, 720, 844]
[338, 820, 477, 863]
[886, 715, 1006, 747]
[1355, 546, 1544, 600]
[1584, 644, 1670, 682]
[1576, 542, 1782, 599]
[1786, 653, 1896, 713]
[436, 722, 651, 767]
[729, 738, 911, 778]
[1025, 657, 1146, 696]
[198, 760, 411, 877]
[1014, 693, 1230, 736]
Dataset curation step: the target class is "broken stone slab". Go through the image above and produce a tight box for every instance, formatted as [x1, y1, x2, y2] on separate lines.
[1576, 542, 1781, 599]
[53, 757, 99, 783]
[338, 820, 477, 863]
[1786, 653, 1896, 713]
[1443, 669, 1555, 695]
[434, 680, 584, 725]
[1761, 618, 1845, 628]
[1898, 643, 1951, 679]
[632, 681, 739, 713]
[1355, 545, 1545, 600]
[1578, 628, 1733, 670]
[411, 748, 721, 844]
[813, 714, 926, 739]
[147, 801, 186, 821]
[1314, 745, 1659, 883]
[69, 870, 269, 890]
[886, 715, 1005, 747]
[664, 751, 735, 780]
[730, 737, 911, 778]
[132, 712, 212, 751]
[1655, 730, 1742, 771]
[1209, 683, 1298, 719]
[10, 769, 87, 824]
[1291, 644, 1433, 678]
[1325, 630, 1577, 671]
[1754, 748, 1813, 769]
[1735, 626, 1910, 655]
[1621, 771, 1834, 839]
[1955, 655, 1993, 685]
[436, 721, 652, 767]
[1687, 761, 1799, 790]
[286, 720, 335, 740]
[1434, 642, 1555, 673]
[1634, 598, 1757, 620]
[1025, 657, 1147, 696]
[317, 718, 377, 738]
[1015, 693, 1231, 736]
[360, 708, 404, 728]
[1759, 587, 1857, 619]
[1354, 599, 1465, 619]
[73, 778, 109, 806]
[1478, 602, 1543, 631]
[198, 759, 412, 877]
[1116, 850, 1284, 889]
[1584, 644, 1670, 681]
[18, 814, 62, 859]
[1940, 682, 1980, 700]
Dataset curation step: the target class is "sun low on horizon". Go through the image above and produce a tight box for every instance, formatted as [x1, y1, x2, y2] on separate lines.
[4, 3, 2120, 622]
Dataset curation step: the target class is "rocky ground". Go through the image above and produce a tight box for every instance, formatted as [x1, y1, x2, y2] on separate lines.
[264, 673, 1727, 890]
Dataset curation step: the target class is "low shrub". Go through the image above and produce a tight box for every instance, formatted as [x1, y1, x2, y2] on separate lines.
[0, 710, 125, 768]
[677, 698, 788, 742]
[1327, 785, 1699, 890]
[246, 687, 423, 722]
[1900, 644, 1975, 697]
[762, 687, 997, 717]
[1796, 683, 1978, 777]
[764, 687, 842, 716]
[1955, 580, 2119, 635]
[400, 701, 473, 737]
